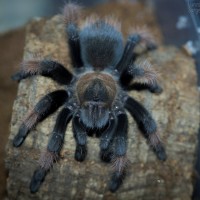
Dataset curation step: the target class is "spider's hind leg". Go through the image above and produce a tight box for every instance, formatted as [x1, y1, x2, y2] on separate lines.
[115, 27, 157, 74]
[116, 27, 162, 94]
[63, 3, 83, 68]
[130, 26, 157, 52]
[115, 34, 141, 74]
[30, 106, 72, 193]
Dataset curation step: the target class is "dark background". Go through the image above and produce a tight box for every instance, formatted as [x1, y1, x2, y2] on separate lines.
[0, 0, 199, 199]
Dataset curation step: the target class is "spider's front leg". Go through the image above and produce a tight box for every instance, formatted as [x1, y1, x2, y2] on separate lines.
[13, 90, 68, 147]
[109, 112, 129, 192]
[72, 114, 87, 162]
[125, 96, 167, 161]
[30, 106, 73, 193]
[99, 114, 117, 163]
[12, 59, 73, 85]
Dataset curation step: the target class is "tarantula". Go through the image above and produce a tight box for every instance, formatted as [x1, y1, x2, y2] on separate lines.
[12, 3, 167, 193]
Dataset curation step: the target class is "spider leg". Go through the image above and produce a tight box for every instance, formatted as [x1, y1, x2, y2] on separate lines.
[120, 61, 163, 94]
[13, 90, 68, 147]
[29, 168, 47, 194]
[30, 106, 73, 193]
[72, 114, 87, 162]
[109, 112, 129, 192]
[125, 96, 167, 161]
[99, 114, 117, 163]
[63, 3, 83, 68]
[130, 27, 157, 54]
[115, 35, 140, 74]
[115, 28, 157, 74]
[66, 24, 83, 69]
[127, 82, 163, 94]
[12, 60, 73, 85]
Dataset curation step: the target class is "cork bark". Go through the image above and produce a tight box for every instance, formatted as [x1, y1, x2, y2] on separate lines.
[6, 2, 199, 200]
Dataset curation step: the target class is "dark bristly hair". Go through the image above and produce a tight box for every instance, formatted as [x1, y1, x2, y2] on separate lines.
[12, 2, 166, 194]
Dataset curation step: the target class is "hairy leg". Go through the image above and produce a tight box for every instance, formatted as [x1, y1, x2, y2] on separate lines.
[115, 34, 141, 74]
[72, 114, 87, 162]
[99, 114, 117, 163]
[66, 24, 83, 68]
[13, 90, 68, 147]
[120, 61, 162, 94]
[109, 112, 129, 192]
[30, 106, 72, 193]
[125, 96, 167, 161]
[115, 27, 157, 74]
[127, 82, 163, 94]
[12, 60, 73, 85]
[63, 3, 83, 68]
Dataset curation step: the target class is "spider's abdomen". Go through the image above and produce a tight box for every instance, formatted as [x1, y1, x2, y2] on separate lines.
[80, 20, 123, 69]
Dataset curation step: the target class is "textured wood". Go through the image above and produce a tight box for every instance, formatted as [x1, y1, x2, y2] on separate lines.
[6, 2, 199, 200]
